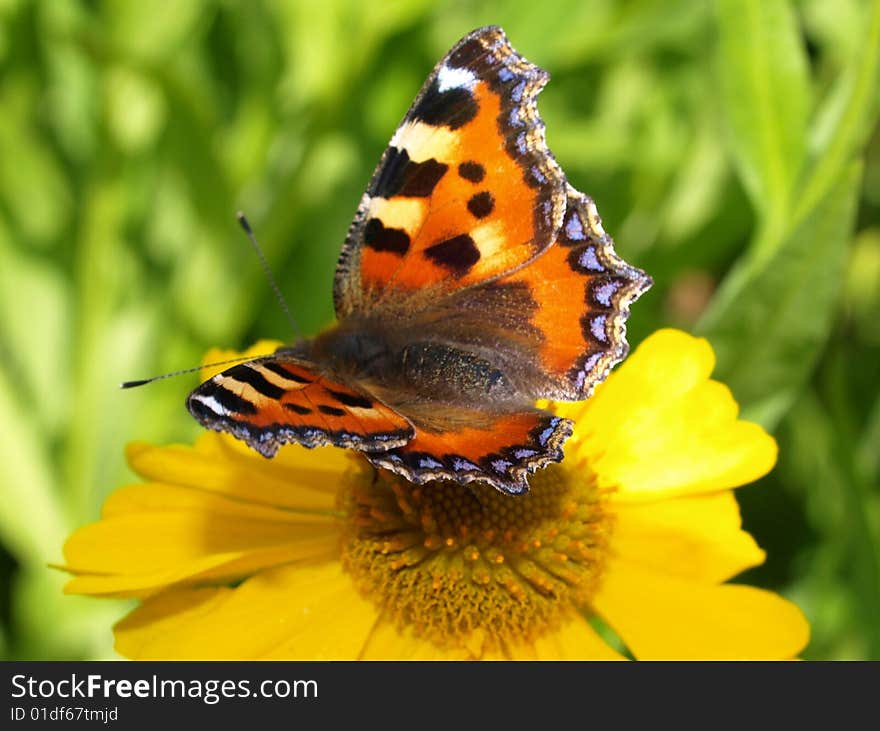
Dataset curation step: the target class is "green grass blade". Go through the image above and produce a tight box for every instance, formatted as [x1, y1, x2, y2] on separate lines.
[0, 369, 66, 565]
[715, 0, 810, 260]
[795, 0, 880, 225]
[698, 162, 863, 429]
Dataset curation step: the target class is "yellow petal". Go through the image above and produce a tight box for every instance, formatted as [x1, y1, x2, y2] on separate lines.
[100, 482, 335, 521]
[126, 433, 360, 513]
[529, 614, 626, 660]
[610, 491, 765, 583]
[113, 586, 227, 658]
[64, 542, 338, 597]
[359, 619, 472, 660]
[62, 483, 340, 596]
[358, 613, 625, 660]
[559, 329, 715, 426]
[115, 563, 378, 659]
[559, 330, 777, 500]
[592, 558, 810, 659]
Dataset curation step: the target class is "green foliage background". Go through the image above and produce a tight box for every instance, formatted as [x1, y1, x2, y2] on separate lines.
[0, 0, 877, 660]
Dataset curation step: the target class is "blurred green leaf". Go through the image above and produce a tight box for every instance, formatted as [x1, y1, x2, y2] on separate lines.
[0, 77, 73, 248]
[104, 0, 208, 62]
[0, 368, 66, 565]
[844, 228, 880, 343]
[14, 568, 126, 660]
[802, 0, 866, 71]
[701, 0, 880, 428]
[0, 230, 71, 434]
[780, 392, 877, 659]
[45, 42, 99, 163]
[715, 0, 810, 260]
[798, 0, 880, 224]
[699, 162, 862, 428]
[659, 107, 729, 246]
[825, 352, 880, 658]
[105, 66, 167, 153]
[859, 394, 880, 479]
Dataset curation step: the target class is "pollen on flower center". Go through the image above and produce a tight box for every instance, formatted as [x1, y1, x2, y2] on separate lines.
[339, 462, 612, 651]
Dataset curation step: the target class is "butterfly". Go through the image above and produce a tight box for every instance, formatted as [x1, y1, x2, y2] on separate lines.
[187, 26, 652, 495]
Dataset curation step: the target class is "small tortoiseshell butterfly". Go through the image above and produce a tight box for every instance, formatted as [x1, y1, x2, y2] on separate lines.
[187, 26, 652, 494]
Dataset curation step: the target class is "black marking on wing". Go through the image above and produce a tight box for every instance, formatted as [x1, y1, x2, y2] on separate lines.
[409, 79, 478, 130]
[326, 389, 373, 409]
[446, 32, 488, 69]
[423, 234, 480, 275]
[261, 361, 312, 383]
[369, 147, 448, 198]
[226, 364, 285, 399]
[210, 388, 257, 416]
[458, 161, 485, 182]
[466, 191, 494, 218]
[318, 404, 346, 417]
[363, 218, 410, 255]
[187, 396, 221, 423]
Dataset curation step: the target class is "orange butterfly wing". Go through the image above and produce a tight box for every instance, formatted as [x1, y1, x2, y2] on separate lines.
[187, 359, 414, 458]
[499, 186, 652, 400]
[185, 27, 652, 495]
[335, 26, 567, 317]
[365, 409, 572, 494]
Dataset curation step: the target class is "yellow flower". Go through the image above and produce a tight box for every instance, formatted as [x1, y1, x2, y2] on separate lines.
[62, 329, 808, 659]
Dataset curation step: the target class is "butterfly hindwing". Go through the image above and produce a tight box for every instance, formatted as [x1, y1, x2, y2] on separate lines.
[187, 358, 414, 458]
[335, 25, 567, 317]
[364, 406, 573, 495]
[499, 186, 653, 400]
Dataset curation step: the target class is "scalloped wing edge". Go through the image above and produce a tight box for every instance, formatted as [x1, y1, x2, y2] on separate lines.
[363, 413, 573, 495]
[556, 185, 653, 401]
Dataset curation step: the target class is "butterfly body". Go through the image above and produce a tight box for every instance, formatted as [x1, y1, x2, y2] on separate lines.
[187, 27, 652, 494]
[313, 329, 517, 407]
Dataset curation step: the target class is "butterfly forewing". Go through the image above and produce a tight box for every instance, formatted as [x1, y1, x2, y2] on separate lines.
[335, 25, 567, 318]
[187, 359, 414, 458]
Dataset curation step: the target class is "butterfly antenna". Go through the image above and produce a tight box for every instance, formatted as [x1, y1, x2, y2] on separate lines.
[120, 354, 275, 389]
[236, 212, 301, 339]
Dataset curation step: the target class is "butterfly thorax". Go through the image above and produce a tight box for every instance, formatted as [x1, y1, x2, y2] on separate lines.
[301, 319, 519, 409]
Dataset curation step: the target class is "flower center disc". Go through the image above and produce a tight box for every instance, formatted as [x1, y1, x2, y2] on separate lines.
[340, 463, 611, 651]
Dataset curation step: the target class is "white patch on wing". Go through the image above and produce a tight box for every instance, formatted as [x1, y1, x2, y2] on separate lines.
[248, 362, 306, 390]
[390, 120, 459, 163]
[350, 406, 382, 420]
[470, 221, 506, 264]
[437, 64, 477, 93]
[190, 393, 228, 416]
[366, 197, 427, 234]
